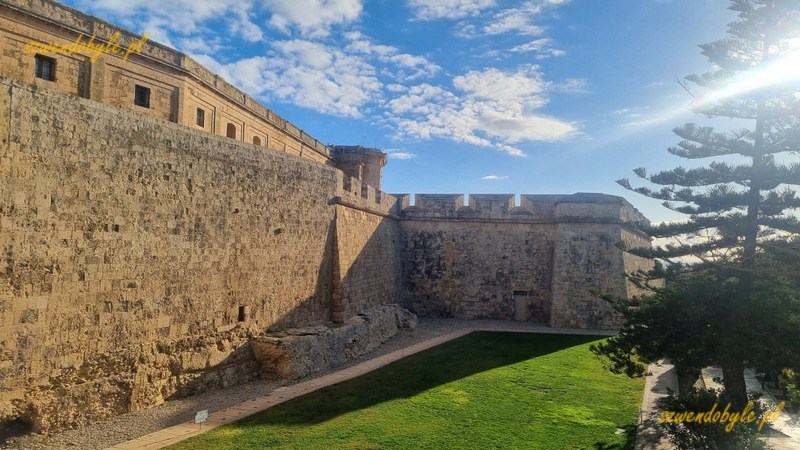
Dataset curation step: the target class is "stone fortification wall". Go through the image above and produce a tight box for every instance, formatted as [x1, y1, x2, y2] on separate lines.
[0, 77, 340, 431]
[548, 223, 630, 328]
[399, 193, 652, 328]
[332, 174, 405, 323]
[401, 219, 556, 321]
[0, 76, 414, 432]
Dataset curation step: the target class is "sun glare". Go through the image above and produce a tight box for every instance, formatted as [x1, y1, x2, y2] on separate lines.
[693, 43, 800, 110]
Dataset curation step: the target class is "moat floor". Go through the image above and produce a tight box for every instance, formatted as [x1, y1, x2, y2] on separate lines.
[5, 320, 615, 450]
[166, 331, 641, 449]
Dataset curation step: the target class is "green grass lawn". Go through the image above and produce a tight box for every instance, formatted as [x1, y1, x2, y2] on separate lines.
[169, 332, 643, 450]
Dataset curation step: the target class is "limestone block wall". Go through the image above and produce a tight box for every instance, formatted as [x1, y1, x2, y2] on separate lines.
[331, 173, 404, 323]
[548, 223, 628, 329]
[332, 207, 404, 322]
[399, 193, 653, 327]
[0, 0, 333, 165]
[0, 77, 339, 431]
[401, 219, 555, 321]
[548, 197, 653, 329]
[622, 228, 659, 297]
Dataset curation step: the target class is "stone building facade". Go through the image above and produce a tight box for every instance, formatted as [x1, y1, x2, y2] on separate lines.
[0, 0, 654, 435]
[0, 0, 333, 165]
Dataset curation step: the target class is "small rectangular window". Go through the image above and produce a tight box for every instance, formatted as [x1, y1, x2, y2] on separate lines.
[196, 108, 205, 127]
[134, 85, 150, 108]
[34, 55, 56, 81]
[238, 306, 246, 322]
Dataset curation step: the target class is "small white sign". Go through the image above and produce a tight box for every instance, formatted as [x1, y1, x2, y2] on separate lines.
[195, 410, 209, 424]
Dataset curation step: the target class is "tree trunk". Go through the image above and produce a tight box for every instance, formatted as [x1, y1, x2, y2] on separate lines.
[720, 357, 748, 406]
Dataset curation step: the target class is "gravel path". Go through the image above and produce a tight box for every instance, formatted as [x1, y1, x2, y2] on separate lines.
[3, 319, 612, 450]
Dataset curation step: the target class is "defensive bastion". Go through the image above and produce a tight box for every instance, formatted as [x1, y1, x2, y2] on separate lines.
[0, 0, 654, 434]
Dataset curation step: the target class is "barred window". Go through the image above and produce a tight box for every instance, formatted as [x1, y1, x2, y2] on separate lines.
[134, 85, 150, 108]
[34, 55, 56, 81]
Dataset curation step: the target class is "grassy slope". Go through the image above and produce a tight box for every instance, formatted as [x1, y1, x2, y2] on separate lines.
[170, 332, 643, 450]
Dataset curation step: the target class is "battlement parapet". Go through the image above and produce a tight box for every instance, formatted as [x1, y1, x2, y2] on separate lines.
[395, 192, 649, 226]
[336, 172, 400, 216]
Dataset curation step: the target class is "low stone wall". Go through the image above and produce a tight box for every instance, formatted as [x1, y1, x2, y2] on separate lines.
[251, 305, 417, 380]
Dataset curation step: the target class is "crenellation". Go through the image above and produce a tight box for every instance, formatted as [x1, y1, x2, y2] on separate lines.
[399, 193, 645, 228]
[467, 193, 515, 215]
[362, 182, 374, 201]
[413, 194, 465, 212]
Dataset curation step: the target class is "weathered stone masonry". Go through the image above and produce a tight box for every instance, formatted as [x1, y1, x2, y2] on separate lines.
[0, 77, 409, 432]
[0, 0, 655, 436]
[0, 0, 334, 165]
[398, 193, 653, 328]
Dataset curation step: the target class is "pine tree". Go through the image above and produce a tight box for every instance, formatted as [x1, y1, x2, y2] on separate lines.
[617, 0, 800, 404]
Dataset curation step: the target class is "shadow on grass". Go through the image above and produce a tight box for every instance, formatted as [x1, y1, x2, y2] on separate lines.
[593, 424, 638, 450]
[235, 332, 606, 427]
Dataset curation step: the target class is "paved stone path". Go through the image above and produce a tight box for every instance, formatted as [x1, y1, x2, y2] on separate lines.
[635, 361, 678, 450]
[107, 322, 614, 449]
[634, 364, 800, 450]
[702, 367, 800, 449]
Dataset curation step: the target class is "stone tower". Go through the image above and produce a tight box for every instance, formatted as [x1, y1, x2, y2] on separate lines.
[332, 146, 388, 191]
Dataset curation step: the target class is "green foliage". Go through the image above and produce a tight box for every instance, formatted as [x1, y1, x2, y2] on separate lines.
[610, 0, 800, 404]
[618, 0, 800, 265]
[592, 268, 800, 379]
[656, 389, 770, 450]
[779, 368, 800, 406]
[760, 237, 800, 284]
[169, 333, 643, 450]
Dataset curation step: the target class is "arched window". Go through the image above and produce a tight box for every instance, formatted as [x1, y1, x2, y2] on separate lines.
[253, 136, 261, 146]
[226, 123, 236, 139]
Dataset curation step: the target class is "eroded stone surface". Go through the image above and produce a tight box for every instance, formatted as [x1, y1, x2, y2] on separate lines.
[251, 305, 417, 380]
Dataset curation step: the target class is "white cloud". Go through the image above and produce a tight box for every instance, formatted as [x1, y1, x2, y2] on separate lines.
[387, 150, 417, 159]
[483, 8, 544, 36]
[482, 175, 508, 180]
[344, 32, 440, 81]
[188, 28, 437, 121]
[262, 0, 363, 37]
[614, 105, 650, 114]
[509, 38, 566, 59]
[408, 0, 496, 20]
[229, 10, 265, 42]
[457, 0, 570, 38]
[77, 0, 261, 42]
[385, 65, 576, 156]
[194, 40, 382, 118]
[386, 84, 408, 93]
[178, 36, 227, 54]
[510, 38, 550, 52]
[612, 105, 652, 125]
[552, 78, 588, 93]
[453, 67, 547, 105]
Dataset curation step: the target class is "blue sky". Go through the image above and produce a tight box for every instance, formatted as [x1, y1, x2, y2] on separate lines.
[64, 0, 739, 222]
